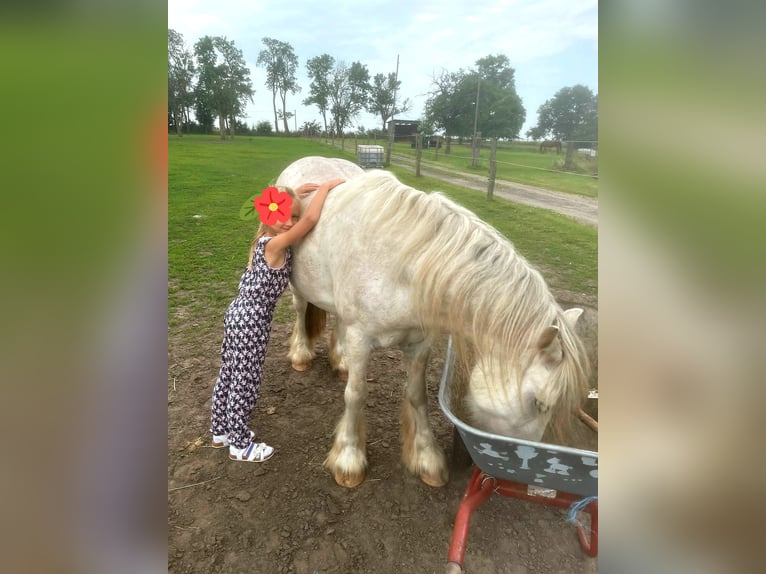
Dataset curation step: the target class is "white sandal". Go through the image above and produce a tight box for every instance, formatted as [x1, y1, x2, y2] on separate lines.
[229, 441, 274, 463]
[211, 430, 255, 448]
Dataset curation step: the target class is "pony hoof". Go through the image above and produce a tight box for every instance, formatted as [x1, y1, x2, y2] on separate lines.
[420, 473, 448, 488]
[333, 471, 365, 489]
[291, 362, 311, 372]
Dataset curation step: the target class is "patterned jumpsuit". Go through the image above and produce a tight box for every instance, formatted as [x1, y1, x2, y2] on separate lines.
[210, 236, 292, 449]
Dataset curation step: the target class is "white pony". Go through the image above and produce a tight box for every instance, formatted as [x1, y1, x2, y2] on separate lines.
[276, 156, 589, 488]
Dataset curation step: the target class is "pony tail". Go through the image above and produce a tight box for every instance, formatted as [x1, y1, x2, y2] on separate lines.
[304, 303, 327, 345]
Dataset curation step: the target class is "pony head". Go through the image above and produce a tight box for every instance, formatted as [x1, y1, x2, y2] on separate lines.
[464, 307, 586, 440]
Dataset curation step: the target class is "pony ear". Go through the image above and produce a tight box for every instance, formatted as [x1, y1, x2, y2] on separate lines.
[562, 307, 584, 328]
[536, 325, 559, 350]
[537, 325, 564, 365]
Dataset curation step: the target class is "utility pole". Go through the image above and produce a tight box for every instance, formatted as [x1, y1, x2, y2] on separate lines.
[386, 54, 399, 166]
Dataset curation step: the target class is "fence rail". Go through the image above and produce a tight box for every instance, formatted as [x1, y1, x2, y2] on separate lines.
[400, 137, 599, 192]
[320, 134, 599, 198]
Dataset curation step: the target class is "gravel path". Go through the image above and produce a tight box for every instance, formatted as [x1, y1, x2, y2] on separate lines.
[390, 153, 598, 227]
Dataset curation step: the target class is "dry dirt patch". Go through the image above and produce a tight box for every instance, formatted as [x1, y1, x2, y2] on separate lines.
[168, 292, 598, 574]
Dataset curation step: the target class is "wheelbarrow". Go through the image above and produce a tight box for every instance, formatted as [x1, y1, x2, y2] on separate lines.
[438, 340, 598, 573]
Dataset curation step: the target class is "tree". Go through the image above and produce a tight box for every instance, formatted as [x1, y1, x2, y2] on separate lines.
[255, 121, 273, 136]
[526, 125, 546, 140]
[367, 72, 411, 133]
[257, 38, 300, 134]
[300, 120, 321, 137]
[424, 69, 477, 152]
[424, 55, 525, 151]
[304, 54, 334, 134]
[194, 98, 215, 134]
[531, 85, 598, 143]
[472, 55, 525, 140]
[328, 60, 370, 138]
[193, 36, 254, 139]
[277, 109, 295, 132]
[168, 29, 195, 135]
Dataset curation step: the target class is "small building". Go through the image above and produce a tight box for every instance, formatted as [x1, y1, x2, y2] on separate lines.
[387, 119, 420, 143]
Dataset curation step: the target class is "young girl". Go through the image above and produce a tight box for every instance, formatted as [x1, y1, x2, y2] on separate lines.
[210, 177, 345, 462]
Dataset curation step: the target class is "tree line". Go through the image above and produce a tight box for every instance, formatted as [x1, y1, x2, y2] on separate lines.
[168, 29, 597, 144]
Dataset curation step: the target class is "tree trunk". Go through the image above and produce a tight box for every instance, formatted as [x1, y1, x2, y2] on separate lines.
[320, 109, 327, 136]
[272, 91, 279, 133]
[218, 115, 226, 139]
[281, 95, 289, 133]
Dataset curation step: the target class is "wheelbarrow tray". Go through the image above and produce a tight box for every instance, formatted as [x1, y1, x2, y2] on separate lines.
[437, 339, 599, 571]
[438, 340, 598, 497]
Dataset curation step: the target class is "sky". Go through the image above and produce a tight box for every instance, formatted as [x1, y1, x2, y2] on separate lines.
[168, 0, 597, 137]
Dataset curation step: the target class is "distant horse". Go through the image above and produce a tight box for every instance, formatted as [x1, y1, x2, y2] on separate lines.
[540, 140, 562, 154]
[276, 156, 589, 488]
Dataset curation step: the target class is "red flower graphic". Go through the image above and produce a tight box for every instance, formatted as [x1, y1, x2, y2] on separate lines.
[253, 186, 293, 225]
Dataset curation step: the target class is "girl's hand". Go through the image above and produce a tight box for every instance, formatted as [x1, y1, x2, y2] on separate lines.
[321, 178, 346, 191]
[295, 183, 320, 198]
[265, 177, 346, 258]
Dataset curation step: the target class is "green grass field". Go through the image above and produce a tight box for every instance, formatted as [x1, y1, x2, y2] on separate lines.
[169, 135, 597, 335]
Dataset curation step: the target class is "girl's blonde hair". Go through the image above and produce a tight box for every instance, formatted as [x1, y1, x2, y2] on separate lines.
[246, 186, 300, 271]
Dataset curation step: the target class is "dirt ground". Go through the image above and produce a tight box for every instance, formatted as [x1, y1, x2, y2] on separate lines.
[168, 291, 598, 574]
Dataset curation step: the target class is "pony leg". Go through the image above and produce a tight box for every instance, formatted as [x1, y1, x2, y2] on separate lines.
[324, 327, 369, 488]
[400, 340, 448, 487]
[329, 320, 349, 381]
[289, 292, 324, 371]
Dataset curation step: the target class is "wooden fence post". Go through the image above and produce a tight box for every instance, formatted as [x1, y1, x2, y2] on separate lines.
[386, 121, 394, 166]
[471, 131, 481, 168]
[415, 133, 422, 177]
[487, 138, 497, 200]
[564, 140, 575, 170]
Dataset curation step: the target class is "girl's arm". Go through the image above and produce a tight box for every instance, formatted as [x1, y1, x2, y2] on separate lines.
[294, 182, 319, 198]
[265, 178, 345, 258]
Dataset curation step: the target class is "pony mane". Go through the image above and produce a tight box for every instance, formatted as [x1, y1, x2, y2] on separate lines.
[339, 170, 589, 418]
